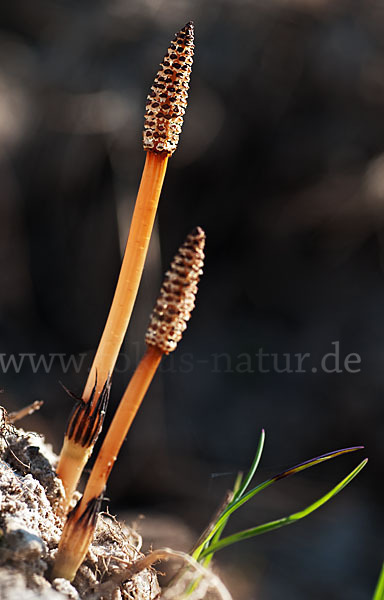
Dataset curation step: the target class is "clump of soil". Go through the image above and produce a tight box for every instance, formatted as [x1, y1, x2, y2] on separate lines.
[0, 413, 160, 600]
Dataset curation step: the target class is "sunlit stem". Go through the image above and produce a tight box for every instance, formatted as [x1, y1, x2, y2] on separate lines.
[82, 345, 163, 505]
[56, 152, 168, 503]
[84, 152, 168, 401]
[53, 345, 163, 581]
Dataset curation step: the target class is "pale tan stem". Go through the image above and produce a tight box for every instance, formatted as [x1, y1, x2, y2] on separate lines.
[56, 439, 91, 509]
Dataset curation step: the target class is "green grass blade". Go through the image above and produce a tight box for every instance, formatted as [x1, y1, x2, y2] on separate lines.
[192, 446, 363, 559]
[194, 471, 245, 565]
[199, 459, 368, 558]
[223, 445, 364, 517]
[232, 470, 244, 496]
[233, 429, 265, 500]
[373, 562, 384, 600]
[196, 433, 265, 563]
[192, 438, 263, 562]
[187, 478, 244, 592]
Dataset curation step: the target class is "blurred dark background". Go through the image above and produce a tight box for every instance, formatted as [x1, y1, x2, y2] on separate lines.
[0, 1, 383, 598]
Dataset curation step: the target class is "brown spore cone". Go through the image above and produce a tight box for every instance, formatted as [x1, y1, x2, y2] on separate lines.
[145, 227, 205, 354]
[143, 22, 194, 155]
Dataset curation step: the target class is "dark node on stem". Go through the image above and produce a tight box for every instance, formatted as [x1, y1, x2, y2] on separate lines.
[76, 495, 102, 530]
[52, 494, 103, 580]
[65, 375, 111, 449]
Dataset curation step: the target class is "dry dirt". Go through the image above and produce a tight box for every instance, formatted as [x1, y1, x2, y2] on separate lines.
[0, 410, 160, 600]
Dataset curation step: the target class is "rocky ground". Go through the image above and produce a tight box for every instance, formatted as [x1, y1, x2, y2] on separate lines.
[0, 409, 160, 600]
